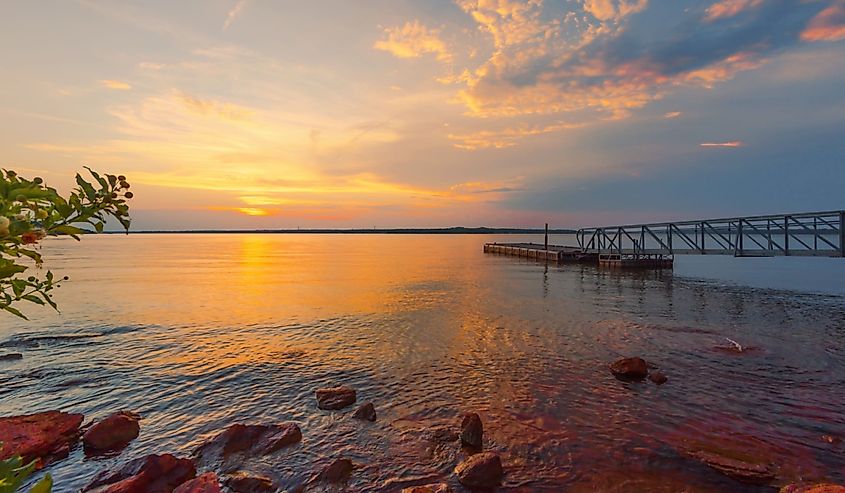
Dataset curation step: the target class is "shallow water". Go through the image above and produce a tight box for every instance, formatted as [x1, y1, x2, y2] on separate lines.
[1, 234, 844, 492]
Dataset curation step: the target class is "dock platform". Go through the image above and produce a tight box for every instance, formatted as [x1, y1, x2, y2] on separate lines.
[483, 242, 674, 269]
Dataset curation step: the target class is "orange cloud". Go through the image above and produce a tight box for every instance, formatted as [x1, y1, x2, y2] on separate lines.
[100, 80, 132, 90]
[801, 1, 845, 41]
[703, 0, 763, 22]
[664, 111, 682, 119]
[584, 0, 649, 23]
[374, 20, 451, 61]
[448, 121, 587, 149]
[700, 141, 744, 147]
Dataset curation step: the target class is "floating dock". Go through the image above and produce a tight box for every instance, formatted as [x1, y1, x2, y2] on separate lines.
[483, 242, 674, 269]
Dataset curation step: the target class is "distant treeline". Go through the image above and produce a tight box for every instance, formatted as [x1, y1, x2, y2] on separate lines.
[112, 227, 577, 235]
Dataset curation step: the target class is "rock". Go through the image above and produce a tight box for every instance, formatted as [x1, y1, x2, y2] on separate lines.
[428, 426, 458, 443]
[83, 453, 196, 493]
[315, 386, 356, 410]
[0, 410, 84, 465]
[401, 484, 452, 493]
[609, 357, 649, 381]
[317, 458, 354, 483]
[648, 372, 668, 385]
[194, 423, 301, 468]
[223, 472, 275, 492]
[352, 402, 376, 421]
[780, 485, 845, 493]
[821, 435, 842, 445]
[689, 449, 775, 484]
[83, 411, 141, 453]
[460, 413, 483, 449]
[174, 473, 222, 493]
[455, 452, 503, 489]
[0, 353, 23, 361]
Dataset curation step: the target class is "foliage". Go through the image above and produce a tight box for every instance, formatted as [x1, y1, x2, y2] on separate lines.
[0, 447, 52, 493]
[0, 168, 132, 319]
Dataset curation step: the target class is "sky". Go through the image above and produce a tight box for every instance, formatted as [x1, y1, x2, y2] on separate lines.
[1, 0, 844, 230]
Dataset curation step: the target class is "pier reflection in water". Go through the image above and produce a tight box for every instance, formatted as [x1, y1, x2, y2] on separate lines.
[1, 234, 844, 492]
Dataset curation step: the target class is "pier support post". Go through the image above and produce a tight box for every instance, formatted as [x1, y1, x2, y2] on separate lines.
[840, 211, 845, 257]
[545, 223, 548, 251]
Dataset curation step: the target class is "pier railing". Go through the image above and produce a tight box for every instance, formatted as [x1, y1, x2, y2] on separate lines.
[576, 210, 845, 257]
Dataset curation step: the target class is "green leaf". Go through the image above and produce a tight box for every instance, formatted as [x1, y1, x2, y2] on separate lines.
[22, 295, 45, 306]
[2, 305, 27, 320]
[0, 265, 26, 279]
[51, 225, 88, 236]
[75, 175, 97, 201]
[28, 473, 52, 493]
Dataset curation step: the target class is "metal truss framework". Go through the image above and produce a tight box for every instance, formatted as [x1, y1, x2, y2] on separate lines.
[576, 211, 845, 257]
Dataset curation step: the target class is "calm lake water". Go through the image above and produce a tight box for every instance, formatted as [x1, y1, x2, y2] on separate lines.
[1, 234, 844, 492]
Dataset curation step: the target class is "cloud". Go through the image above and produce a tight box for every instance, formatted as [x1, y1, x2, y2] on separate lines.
[448, 121, 586, 149]
[583, 0, 648, 23]
[374, 20, 451, 61]
[700, 141, 744, 147]
[372, 0, 837, 149]
[100, 79, 132, 90]
[704, 0, 764, 22]
[801, 1, 845, 41]
[223, 0, 249, 30]
[664, 111, 682, 119]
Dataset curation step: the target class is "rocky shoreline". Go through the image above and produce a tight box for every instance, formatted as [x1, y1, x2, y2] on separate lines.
[1, 358, 843, 492]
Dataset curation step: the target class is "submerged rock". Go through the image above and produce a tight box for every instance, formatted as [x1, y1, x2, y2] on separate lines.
[455, 452, 503, 488]
[223, 471, 275, 492]
[428, 426, 459, 443]
[648, 372, 668, 385]
[401, 483, 452, 493]
[174, 473, 222, 493]
[352, 402, 377, 421]
[84, 411, 141, 453]
[610, 357, 649, 381]
[0, 352, 23, 361]
[194, 423, 301, 467]
[317, 458, 354, 483]
[315, 386, 357, 410]
[460, 413, 483, 449]
[780, 485, 845, 493]
[0, 410, 84, 465]
[83, 453, 196, 493]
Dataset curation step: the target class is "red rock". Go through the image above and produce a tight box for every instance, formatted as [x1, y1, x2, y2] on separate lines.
[0, 410, 84, 465]
[780, 485, 845, 493]
[194, 423, 301, 467]
[223, 472, 275, 492]
[352, 402, 376, 421]
[83, 411, 141, 453]
[609, 357, 649, 380]
[83, 453, 196, 493]
[174, 473, 222, 493]
[460, 413, 483, 449]
[401, 484, 452, 493]
[315, 386, 356, 410]
[317, 458, 354, 483]
[649, 372, 668, 385]
[455, 452, 503, 488]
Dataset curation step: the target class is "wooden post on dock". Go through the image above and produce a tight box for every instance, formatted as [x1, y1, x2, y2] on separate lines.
[544, 223, 549, 251]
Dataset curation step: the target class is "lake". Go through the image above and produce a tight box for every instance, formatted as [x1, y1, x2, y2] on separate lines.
[2, 234, 844, 492]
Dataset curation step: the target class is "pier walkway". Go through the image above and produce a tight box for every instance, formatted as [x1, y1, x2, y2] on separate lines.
[484, 210, 845, 269]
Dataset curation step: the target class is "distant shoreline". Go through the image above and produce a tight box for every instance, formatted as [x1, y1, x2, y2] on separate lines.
[102, 227, 577, 235]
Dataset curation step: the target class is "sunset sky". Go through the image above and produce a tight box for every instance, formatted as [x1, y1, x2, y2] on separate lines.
[1, 0, 844, 229]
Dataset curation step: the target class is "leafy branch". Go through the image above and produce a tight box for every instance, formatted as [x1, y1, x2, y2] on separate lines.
[0, 168, 133, 319]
